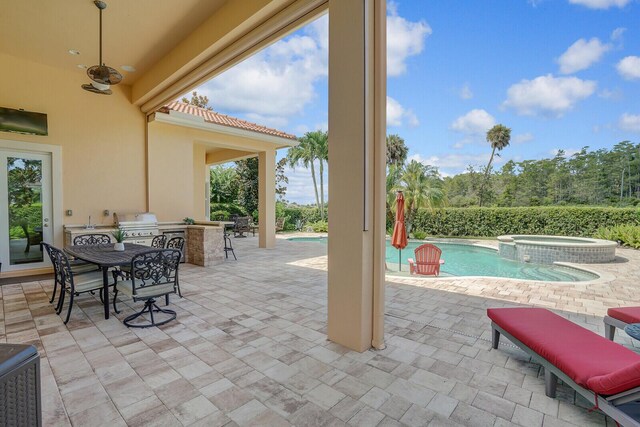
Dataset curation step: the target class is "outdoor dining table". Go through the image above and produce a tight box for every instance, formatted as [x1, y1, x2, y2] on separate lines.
[64, 243, 151, 319]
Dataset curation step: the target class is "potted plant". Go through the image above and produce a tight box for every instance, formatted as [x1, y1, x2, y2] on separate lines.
[111, 228, 126, 251]
[183, 217, 195, 225]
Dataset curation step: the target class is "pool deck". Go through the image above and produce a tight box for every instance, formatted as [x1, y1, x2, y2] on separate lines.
[1, 234, 638, 426]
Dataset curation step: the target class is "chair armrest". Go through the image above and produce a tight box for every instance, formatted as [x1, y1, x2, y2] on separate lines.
[440, 259, 445, 264]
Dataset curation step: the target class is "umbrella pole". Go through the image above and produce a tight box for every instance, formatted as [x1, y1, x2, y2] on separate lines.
[398, 249, 401, 271]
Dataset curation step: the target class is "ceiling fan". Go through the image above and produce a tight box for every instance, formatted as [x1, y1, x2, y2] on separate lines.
[81, 0, 122, 95]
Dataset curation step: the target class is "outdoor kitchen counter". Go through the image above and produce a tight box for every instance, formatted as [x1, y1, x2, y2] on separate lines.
[64, 226, 116, 246]
[186, 225, 225, 266]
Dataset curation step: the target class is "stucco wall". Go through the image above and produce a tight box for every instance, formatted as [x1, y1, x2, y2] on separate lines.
[147, 121, 208, 222]
[0, 52, 147, 227]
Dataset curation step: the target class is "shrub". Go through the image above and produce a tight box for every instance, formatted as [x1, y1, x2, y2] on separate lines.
[410, 207, 640, 238]
[281, 205, 322, 231]
[412, 230, 427, 240]
[210, 210, 230, 221]
[9, 203, 42, 238]
[309, 220, 328, 233]
[210, 203, 246, 219]
[594, 225, 640, 248]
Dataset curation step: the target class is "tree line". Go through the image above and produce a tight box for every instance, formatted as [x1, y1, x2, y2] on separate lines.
[446, 141, 640, 208]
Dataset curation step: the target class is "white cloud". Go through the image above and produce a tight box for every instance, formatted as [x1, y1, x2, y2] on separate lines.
[459, 83, 473, 100]
[617, 56, 640, 80]
[283, 163, 328, 205]
[598, 88, 623, 100]
[197, 15, 328, 126]
[619, 113, 640, 132]
[513, 133, 534, 144]
[450, 109, 496, 135]
[611, 27, 626, 42]
[557, 38, 611, 74]
[503, 74, 596, 117]
[568, 0, 630, 9]
[387, 5, 431, 76]
[409, 152, 500, 175]
[387, 96, 419, 127]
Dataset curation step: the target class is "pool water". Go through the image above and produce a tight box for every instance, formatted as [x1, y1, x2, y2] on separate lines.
[286, 237, 598, 282]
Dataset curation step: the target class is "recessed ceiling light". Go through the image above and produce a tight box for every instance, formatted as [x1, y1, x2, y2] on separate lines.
[121, 65, 136, 72]
[68, 49, 80, 55]
[77, 64, 87, 69]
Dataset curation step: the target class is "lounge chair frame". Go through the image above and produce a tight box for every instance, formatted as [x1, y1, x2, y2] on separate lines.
[604, 315, 630, 340]
[491, 321, 640, 427]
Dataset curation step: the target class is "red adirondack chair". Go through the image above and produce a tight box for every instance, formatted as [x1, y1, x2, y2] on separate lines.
[408, 243, 445, 276]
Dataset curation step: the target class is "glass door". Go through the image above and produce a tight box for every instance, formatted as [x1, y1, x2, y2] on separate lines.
[0, 150, 53, 272]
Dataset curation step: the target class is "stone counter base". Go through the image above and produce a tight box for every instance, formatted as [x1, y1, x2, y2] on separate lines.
[187, 226, 224, 266]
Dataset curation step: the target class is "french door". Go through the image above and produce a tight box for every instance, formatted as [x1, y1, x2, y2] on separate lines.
[0, 150, 53, 272]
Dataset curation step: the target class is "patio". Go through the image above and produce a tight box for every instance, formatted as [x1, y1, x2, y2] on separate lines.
[1, 237, 636, 426]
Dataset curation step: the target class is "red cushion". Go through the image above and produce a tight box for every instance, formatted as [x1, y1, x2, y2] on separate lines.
[488, 308, 640, 395]
[608, 306, 640, 325]
[587, 362, 640, 396]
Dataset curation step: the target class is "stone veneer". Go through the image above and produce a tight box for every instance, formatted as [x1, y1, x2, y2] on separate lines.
[186, 225, 224, 266]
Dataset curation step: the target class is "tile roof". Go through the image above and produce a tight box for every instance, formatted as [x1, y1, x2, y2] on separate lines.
[159, 101, 297, 141]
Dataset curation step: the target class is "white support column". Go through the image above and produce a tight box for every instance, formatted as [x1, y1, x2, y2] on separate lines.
[327, 0, 387, 352]
[258, 150, 276, 248]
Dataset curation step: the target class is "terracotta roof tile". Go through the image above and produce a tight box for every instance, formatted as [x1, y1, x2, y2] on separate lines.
[159, 101, 297, 141]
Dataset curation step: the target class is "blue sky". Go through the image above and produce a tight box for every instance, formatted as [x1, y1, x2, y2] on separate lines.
[194, 0, 640, 204]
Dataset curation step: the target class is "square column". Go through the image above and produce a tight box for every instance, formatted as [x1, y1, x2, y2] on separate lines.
[327, 0, 387, 351]
[258, 150, 276, 248]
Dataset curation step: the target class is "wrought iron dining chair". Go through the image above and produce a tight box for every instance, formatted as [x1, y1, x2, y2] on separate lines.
[73, 234, 111, 245]
[42, 242, 99, 306]
[233, 216, 251, 238]
[45, 245, 105, 324]
[115, 235, 167, 281]
[166, 237, 185, 298]
[112, 249, 181, 328]
[151, 235, 167, 248]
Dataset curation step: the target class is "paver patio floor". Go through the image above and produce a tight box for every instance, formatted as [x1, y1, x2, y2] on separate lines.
[1, 236, 638, 426]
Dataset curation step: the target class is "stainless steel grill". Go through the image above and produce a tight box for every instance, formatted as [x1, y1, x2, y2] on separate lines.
[113, 212, 159, 246]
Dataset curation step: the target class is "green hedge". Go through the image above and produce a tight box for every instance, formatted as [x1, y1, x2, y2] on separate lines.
[210, 203, 246, 220]
[411, 207, 640, 238]
[9, 203, 42, 238]
[280, 205, 322, 231]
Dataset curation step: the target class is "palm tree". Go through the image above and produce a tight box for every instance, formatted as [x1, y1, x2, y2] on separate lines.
[386, 134, 408, 167]
[306, 130, 328, 220]
[386, 163, 404, 228]
[401, 160, 445, 230]
[286, 130, 328, 219]
[479, 124, 511, 207]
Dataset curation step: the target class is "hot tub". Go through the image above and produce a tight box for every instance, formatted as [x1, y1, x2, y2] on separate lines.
[498, 235, 617, 264]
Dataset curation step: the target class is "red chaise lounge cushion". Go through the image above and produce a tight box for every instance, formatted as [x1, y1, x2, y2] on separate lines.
[608, 306, 640, 325]
[488, 307, 640, 396]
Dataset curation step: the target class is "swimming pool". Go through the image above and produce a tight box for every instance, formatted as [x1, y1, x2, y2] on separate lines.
[286, 237, 599, 282]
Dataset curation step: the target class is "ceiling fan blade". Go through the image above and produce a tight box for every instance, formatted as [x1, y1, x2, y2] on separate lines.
[87, 65, 122, 85]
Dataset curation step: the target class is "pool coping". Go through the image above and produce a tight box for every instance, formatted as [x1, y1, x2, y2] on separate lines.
[497, 234, 617, 248]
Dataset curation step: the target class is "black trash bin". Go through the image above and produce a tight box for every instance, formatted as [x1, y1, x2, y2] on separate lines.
[0, 344, 41, 427]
